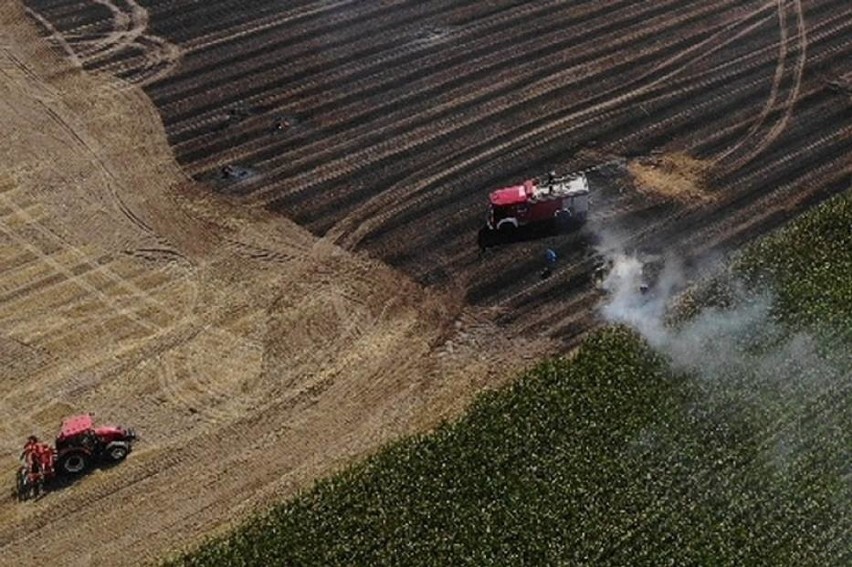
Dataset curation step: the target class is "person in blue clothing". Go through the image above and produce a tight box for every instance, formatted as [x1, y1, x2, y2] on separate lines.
[545, 248, 557, 265]
[541, 248, 557, 279]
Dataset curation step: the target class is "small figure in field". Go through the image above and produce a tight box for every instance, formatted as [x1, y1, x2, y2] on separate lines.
[541, 248, 557, 279]
[272, 117, 291, 134]
[273, 121, 288, 133]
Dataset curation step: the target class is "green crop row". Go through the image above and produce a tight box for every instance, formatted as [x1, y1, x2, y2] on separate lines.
[735, 192, 852, 337]
[169, 192, 851, 566]
[674, 192, 851, 340]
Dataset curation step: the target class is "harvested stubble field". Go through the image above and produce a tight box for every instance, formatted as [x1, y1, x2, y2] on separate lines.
[0, 3, 548, 565]
[3, 0, 851, 564]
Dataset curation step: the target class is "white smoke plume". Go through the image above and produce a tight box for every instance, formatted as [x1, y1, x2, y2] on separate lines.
[598, 251, 775, 376]
[596, 245, 850, 472]
[596, 247, 841, 378]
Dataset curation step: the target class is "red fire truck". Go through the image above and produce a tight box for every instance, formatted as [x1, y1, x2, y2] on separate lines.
[486, 172, 590, 232]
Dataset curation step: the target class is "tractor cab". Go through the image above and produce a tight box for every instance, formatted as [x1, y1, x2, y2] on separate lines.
[487, 172, 590, 232]
[56, 414, 93, 437]
[55, 414, 133, 449]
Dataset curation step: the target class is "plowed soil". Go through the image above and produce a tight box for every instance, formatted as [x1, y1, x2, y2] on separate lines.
[0, 4, 550, 565]
[4, 0, 851, 564]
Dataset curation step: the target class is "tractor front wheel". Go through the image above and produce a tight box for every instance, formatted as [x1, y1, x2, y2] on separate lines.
[58, 452, 89, 476]
[105, 442, 129, 463]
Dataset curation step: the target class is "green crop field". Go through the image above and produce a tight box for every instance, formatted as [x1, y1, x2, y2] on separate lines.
[170, 193, 850, 566]
[736, 194, 852, 336]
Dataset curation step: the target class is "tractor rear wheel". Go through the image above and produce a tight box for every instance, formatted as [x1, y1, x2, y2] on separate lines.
[58, 452, 89, 476]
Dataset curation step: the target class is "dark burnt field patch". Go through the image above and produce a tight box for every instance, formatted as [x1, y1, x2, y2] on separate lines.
[24, 0, 852, 345]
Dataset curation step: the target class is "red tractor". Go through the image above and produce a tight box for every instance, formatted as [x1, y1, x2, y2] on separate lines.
[54, 414, 136, 475]
[486, 171, 590, 233]
[15, 414, 136, 500]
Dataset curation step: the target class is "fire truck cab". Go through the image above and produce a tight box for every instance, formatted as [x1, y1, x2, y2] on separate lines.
[487, 172, 590, 232]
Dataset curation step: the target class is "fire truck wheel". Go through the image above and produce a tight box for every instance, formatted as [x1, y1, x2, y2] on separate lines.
[105, 442, 129, 462]
[497, 221, 517, 234]
[58, 452, 89, 476]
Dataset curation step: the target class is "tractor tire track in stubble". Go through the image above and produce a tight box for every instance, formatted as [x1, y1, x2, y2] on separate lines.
[25, 0, 851, 341]
[24, 0, 181, 85]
